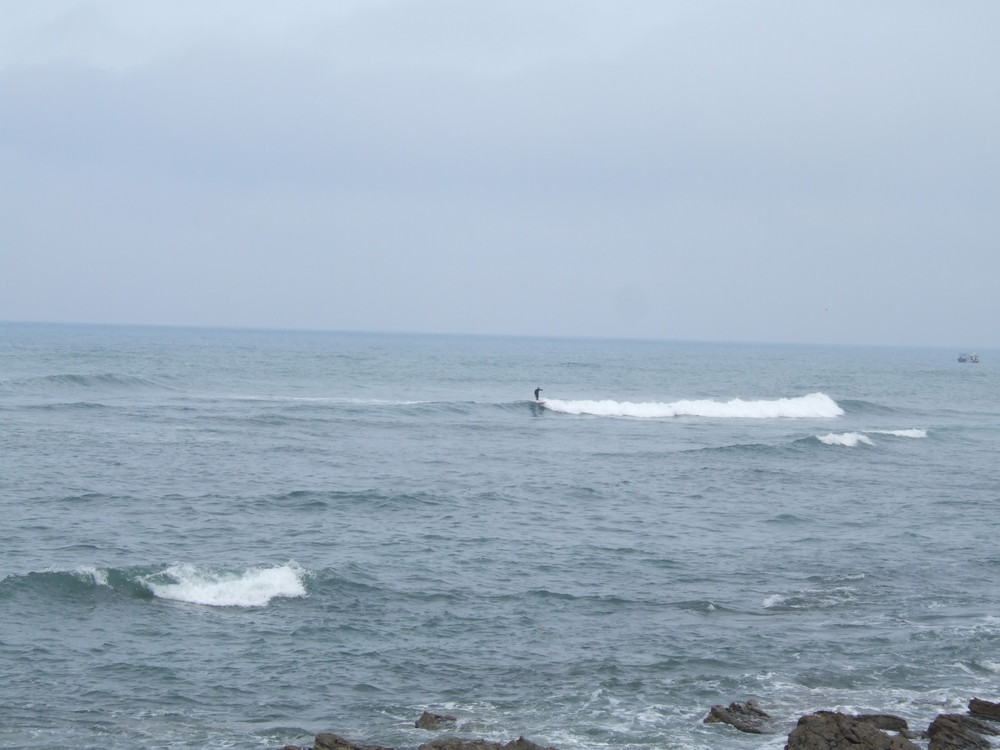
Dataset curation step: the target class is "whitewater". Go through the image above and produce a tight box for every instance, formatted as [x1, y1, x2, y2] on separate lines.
[541, 392, 843, 419]
[2, 323, 999, 750]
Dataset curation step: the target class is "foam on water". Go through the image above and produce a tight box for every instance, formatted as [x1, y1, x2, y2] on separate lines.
[816, 428, 927, 446]
[816, 432, 875, 447]
[872, 429, 927, 438]
[139, 562, 307, 607]
[76, 565, 110, 586]
[543, 392, 843, 419]
[762, 585, 859, 610]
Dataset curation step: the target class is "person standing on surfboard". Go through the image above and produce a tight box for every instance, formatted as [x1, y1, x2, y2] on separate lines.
[534, 387, 543, 401]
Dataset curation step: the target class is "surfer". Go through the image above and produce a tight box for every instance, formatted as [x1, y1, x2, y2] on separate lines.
[534, 387, 543, 401]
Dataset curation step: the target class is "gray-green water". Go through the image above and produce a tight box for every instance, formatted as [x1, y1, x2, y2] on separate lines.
[2, 322, 998, 749]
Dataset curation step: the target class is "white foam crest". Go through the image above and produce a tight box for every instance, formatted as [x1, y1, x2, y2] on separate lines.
[817, 428, 926, 446]
[871, 429, 927, 438]
[543, 392, 843, 419]
[974, 660, 1000, 674]
[816, 432, 875, 447]
[74, 565, 109, 586]
[142, 562, 307, 607]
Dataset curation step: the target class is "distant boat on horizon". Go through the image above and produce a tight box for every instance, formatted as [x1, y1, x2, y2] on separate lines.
[958, 353, 980, 363]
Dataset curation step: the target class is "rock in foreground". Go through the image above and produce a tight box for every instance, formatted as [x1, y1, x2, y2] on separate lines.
[785, 711, 919, 750]
[926, 713, 1000, 750]
[704, 700, 775, 734]
[283, 733, 557, 750]
[418, 738, 556, 750]
[415, 712, 458, 731]
[314, 733, 394, 750]
[968, 698, 1000, 722]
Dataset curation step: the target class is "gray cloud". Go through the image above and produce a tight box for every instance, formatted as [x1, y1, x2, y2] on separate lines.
[2, 1, 998, 345]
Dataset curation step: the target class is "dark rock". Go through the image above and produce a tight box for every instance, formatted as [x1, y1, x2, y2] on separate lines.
[503, 738, 558, 750]
[314, 735, 349, 750]
[416, 712, 458, 730]
[855, 715, 909, 732]
[926, 713, 1000, 750]
[418, 740, 500, 750]
[704, 700, 775, 734]
[785, 711, 920, 750]
[418, 737, 556, 750]
[968, 698, 1000, 721]
[314, 733, 395, 750]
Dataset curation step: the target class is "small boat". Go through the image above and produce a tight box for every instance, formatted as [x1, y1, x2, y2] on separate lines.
[958, 353, 980, 363]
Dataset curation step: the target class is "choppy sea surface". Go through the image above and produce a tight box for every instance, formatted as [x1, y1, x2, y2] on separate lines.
[2, 322, 998, 750]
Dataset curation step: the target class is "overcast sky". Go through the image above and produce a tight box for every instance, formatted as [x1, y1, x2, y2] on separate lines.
[2, 1, 998, 347]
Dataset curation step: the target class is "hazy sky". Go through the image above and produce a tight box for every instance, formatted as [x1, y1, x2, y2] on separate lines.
[2, 1, 998, 347]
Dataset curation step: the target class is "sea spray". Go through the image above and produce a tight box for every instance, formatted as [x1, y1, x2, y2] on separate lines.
[140, 562, 307, 607]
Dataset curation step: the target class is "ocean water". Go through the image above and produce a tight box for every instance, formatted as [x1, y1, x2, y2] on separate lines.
[2, 322, 998, 750]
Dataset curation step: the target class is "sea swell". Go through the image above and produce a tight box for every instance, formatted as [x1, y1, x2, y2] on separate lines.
[1, 372, 175, 394]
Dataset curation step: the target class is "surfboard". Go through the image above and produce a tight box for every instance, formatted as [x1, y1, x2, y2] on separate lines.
[536, 400, 546, 405]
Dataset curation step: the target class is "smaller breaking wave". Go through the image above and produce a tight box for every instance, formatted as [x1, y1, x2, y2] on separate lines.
[816, 432, 875, 447]
[0, 563, 308, 608]
[815, 429, 927, 447]
[139, 563, 307, 607]
[871, 429, 927, 439]
[541, 392, 843, 419]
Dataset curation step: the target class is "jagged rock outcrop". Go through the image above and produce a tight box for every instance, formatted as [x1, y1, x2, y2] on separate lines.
[854, 715, 910, 733]
[926, 713, 1000, 750]
[703, 700, 775, 734]
[968, 698, 1000, 722]
[785, 711, 919, 750]
[418, 737, 556, 750]
[278, 696, 1000, 750]
[284, 734, 556, 750]
[416, 712, 458, 731]
[314, 733, 395, 750]
[415, 741, 499, 750]
[502, 739, 556, 750]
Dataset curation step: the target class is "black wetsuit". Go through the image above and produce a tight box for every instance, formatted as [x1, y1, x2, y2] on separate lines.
[534, 388, 542, 400]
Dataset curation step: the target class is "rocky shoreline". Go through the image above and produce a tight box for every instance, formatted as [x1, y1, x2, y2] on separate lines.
[705, 698, 1000, 749]
[278, 698, 1000, 750]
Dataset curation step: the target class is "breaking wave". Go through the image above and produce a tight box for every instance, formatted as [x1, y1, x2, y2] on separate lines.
[816, 429, 927, 447]
[0, 563, 308, 608]
[816, 432, 875, 447]
[871, 429, 928, 438]
[541, 392, 843, 419]
[139, 563, 307, 607]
